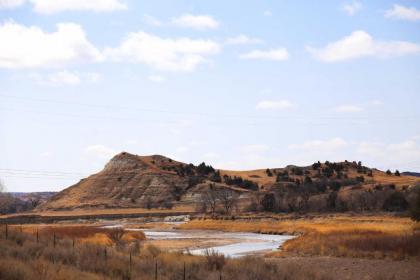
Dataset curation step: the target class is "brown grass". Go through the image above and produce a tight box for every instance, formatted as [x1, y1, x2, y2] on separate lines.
[1, 206, 194, 218]
[0, 229, 332, 280]
[180, 215, 420, 260]
[13, 224, 146, 246]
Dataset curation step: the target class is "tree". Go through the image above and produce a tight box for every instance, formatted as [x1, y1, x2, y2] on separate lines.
[386, 169, 392, 175]
[217, 189, 239, 215]
[383, 192, 408, 212]
[202, 184, 219, 216]
[395, 170, 401, 176]
[266, 168, 273, 177]
[410, 191, 420, 222]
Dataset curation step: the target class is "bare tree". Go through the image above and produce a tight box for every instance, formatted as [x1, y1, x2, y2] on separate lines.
[202, 184, 219, 216]
[218, 189, 239, 215]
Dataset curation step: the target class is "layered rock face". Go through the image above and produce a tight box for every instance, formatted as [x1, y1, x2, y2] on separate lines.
[38, 153, 191, 210]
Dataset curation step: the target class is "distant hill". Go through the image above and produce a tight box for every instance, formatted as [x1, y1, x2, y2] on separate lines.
[1, 192, 55, 214]
[9, 192, 56, 202]
[402, 172, 420, 177]
[37, 152, 420, 214]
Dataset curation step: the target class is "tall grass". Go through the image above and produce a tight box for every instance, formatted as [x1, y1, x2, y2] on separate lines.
[180, 215, 420, 260]
[0, 227, 331, 280]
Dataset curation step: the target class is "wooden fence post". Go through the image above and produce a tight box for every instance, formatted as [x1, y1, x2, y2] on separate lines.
[36, 229, 39, 243]
[53, 233, 56, 248]
[183, 262, 186, 280]
[129, 252, 132, 278]
[155, 260, 158, 280]
[5, 224, 8, 240]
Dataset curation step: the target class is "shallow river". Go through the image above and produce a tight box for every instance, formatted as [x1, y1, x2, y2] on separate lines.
[140, 229, 294, 258]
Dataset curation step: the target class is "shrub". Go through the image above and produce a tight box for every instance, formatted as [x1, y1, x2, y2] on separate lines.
[261, 193, 275, 212]
[383, 192, 408, 212]
[410, 191, 420, 222]
[106, 228, 125, 244]
[205, 250, 225, 271]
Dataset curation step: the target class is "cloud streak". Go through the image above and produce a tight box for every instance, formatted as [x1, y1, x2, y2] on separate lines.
[385, 4, 420, 22]
[307, 30, 420, 62]
[171, 14, 219, 30]
[104, 31, 221, 72]
[239, 48, 289, 61]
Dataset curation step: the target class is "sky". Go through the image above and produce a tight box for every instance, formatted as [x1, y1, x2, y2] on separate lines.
[0, 0, 420, 192]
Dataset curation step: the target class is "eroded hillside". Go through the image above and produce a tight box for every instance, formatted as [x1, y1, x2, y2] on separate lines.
[38, 152, 420, 214]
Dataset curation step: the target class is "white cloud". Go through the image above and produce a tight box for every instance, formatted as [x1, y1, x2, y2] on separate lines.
[256, 100, 293, 110]
[86, 144, 115, 159]
[171, 14, 219, 30]
[0, 21, 102, 69]
[225, 34, 263, 45]
[385, 4, 420, 21]
[307, 30, 420, 62]
[239, 48, 289, 61]
[357, 139, 420, 170]
[289, 138, 348, 152]
[333, 104, 364, 113]
[104, 31, 221, 72]
[29, 0, 127, 14]
[148, 75, 165, 83]
[143, 14, 163, 26]
[342, 1, 362, 16]
[0, 0, 24, 9]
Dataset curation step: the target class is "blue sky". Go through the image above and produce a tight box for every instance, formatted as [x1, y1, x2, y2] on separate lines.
[0, 0, 419, 192]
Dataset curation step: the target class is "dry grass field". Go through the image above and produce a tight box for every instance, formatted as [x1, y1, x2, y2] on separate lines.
[0, 227, 338, 280]
[180, 215, 420, 260]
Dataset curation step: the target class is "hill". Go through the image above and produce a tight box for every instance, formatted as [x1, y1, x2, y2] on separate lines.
[37, 152, 420, 214]
[0, 192, 55, 214]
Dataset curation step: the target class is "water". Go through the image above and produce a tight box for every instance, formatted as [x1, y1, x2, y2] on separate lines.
[141, 229, 295, 258]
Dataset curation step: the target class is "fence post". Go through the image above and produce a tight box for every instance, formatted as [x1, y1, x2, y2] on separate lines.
[183, 262, 186, 280]
[36, 229, 39, 243]
[53, 233, 56, 248]
[155, 260, 158, 280]
[104, 246, 107, 260]
[5, 224, 8, 240]
[129, 252, 132, 278]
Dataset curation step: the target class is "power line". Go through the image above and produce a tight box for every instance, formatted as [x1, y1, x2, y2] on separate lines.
[1, 94, 418, 122]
